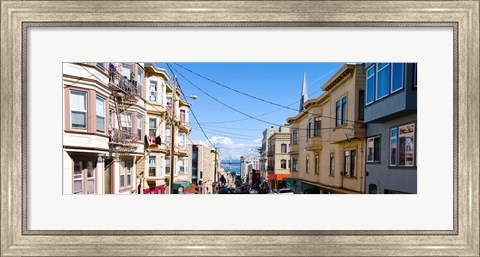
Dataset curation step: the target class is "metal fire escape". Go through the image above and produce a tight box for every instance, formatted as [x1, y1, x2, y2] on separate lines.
[108, 64, 139, 152]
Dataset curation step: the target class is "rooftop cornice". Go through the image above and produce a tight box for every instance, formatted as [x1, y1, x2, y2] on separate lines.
[321, 64, 356, 92]
[145, 63, 170, 81]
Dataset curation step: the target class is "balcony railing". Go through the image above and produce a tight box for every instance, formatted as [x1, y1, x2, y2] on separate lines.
[109, 128, 137, 148]
[109, 68, 138, 97]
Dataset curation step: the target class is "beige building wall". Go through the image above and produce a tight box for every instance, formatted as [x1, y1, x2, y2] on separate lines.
[287, 64, 365, 194]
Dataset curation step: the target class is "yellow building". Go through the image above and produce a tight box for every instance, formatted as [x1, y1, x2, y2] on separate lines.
[287, 64, 366, 194]
[266, 125, 291, 190]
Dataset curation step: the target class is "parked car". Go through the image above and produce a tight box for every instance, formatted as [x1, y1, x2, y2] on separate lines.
[276, 188, 294, 194]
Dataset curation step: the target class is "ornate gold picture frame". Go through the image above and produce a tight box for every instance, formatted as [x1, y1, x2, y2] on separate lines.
[1, 1, 478, 256]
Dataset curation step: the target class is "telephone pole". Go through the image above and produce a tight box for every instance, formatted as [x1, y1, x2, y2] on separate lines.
[170, 76, 177, 194]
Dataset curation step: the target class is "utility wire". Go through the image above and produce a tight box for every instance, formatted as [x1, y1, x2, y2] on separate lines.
[166, 63, 216, 148]
[173, 63, 362, 124]
[169, 64, 283, 127]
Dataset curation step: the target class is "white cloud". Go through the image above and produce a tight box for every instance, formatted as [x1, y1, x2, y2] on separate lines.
[253, 138, 262, 143]
[204, 136, 260, 160]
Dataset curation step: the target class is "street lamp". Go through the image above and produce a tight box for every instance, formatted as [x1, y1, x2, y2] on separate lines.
[169, 76, 197, 194]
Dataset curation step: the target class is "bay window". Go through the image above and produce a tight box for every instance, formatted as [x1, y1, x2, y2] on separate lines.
[70, 91, 87, 130]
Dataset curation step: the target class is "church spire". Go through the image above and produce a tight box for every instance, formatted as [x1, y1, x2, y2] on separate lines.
[299, 72, 308, 112]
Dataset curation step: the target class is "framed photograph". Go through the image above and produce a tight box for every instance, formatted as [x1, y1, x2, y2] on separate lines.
[1, 0, 479, 256]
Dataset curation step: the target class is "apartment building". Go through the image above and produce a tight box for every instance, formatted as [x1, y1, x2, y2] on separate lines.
[364, 63, 417, 194]
[266, 125, 291, 190]
[190, 140, 215, 194]
[142, 63, 169, 194]
[287, 64, 366, 194]
[260, 127, 277, 178]
[63, 62, 145, 194]
[166, 80, 192, 193]
[240, 155, 260, 184]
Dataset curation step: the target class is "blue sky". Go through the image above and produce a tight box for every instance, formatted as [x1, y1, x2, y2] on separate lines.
[155, 63, 344, 160]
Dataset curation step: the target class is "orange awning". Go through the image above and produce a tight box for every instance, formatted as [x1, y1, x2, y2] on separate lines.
[268, 174, 290, 181]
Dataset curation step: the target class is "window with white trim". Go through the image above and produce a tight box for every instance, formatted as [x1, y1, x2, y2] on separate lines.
[377, 63, 391, 99]
[165, 157, 171, 175]
[70, 91, 87, 130]
[149, 81, 157, 102]
[149, 118, 157, 137]
[367, 136, 380, 162]
[165, 126, 171, 143]
[95, 96, 106, 133]
[398, 123, 415, 167]
[121, 113, 132, 133]
[137, 115, 142, 141]
[179, 158, 186, 174]
[119, 161, 132, 188]
[148, 156, 156, 177]
[366, 63, 406, 105]
[137, 70, 143, 97]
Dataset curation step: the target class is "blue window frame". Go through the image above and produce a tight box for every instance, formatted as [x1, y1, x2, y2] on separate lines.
[376, 63, 391, 100]
[366, 63, 406, 106]
[391, 63, 404, 93]
[366, 65, 375, 104]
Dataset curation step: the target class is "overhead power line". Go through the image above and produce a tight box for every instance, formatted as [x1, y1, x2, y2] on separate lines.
[169, 64, 283, 127]
[165, 63, 217, 148]
[173, 63, 362, 124]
